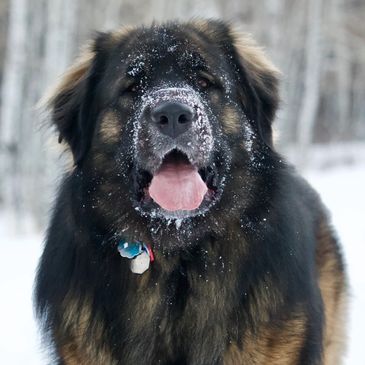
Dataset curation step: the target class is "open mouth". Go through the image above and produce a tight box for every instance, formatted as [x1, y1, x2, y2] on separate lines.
[134, 149, 219, 217]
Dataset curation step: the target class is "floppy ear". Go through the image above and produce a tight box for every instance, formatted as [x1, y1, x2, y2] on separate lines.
[43, 33, 111, 165]
[226, 29, 280, 147]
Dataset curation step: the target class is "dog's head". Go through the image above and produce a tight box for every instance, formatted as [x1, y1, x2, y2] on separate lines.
[46, 20, 280, 245]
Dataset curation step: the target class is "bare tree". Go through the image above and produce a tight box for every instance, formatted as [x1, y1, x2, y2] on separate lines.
[296, 0, 323, 165]
[0, 0, 28, 227]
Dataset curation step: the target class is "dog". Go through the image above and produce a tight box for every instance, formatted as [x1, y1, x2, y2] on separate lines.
[35, 20, 347, 364]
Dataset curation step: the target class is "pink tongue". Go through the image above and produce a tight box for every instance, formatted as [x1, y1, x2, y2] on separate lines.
[148, 162, 208, 211]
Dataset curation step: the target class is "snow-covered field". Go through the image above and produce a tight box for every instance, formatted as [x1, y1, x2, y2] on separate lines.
[0, 162, 364, 364]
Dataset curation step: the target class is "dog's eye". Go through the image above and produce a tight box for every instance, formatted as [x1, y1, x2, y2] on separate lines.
[197, 77, 212, 89]
[125, 82, 139, 93]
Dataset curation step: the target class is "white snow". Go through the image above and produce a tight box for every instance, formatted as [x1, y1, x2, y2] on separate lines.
[0, 161, 364, 364]
[0, 226, 46, 364]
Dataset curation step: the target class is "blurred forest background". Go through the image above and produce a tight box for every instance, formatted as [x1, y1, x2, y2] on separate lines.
[0, 0, 364, 230]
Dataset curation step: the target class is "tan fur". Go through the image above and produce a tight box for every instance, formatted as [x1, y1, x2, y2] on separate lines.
[39, 27, 132, 159]
[316, 219, 347, 365]
[224, 314, 307, 364]
[229, 28, 280, 80]
[222, 106, 240, 134]
[59, 343, 84, 365]
[41, 27, 132, 110]
[223, 218, 348, 365]
[98, 110, 121, 144]
[247, 280, 284, 325]
[39, 25, 136, 114]
[191, 21, 281, 93]
[229, 27, 281, 126]
[110, 25, 135, 43]
[191, 19, 212, 34]
[60, 343, 116, 365]
[57, 296, 117, 365]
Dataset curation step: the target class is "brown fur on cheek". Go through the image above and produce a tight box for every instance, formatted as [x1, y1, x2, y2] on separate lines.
[221, 105, 241, 134]
[97, 110, 122, 145]
[89, 110, 123, 175]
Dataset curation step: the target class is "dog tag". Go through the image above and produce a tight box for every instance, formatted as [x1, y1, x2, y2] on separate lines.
[130, 251, 150, 274]
[118, 241, 143, 259]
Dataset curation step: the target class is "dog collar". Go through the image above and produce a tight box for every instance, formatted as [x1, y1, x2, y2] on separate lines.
[117, 240, 154, 274]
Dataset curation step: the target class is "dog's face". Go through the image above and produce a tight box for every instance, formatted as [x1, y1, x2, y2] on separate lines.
[48, 20, 279, 247]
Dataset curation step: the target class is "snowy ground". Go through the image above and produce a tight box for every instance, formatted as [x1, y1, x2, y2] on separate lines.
[0, 162, 364, 364]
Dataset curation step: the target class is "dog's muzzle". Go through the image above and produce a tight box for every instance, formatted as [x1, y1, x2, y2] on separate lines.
[131, 87, 221, 218]
[134, 87, 214, 173]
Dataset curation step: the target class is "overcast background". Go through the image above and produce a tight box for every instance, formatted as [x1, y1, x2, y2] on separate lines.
[0, 0, 364, 364]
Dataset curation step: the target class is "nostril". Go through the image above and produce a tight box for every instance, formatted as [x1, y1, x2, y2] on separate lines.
[151, 101, 194, 138]
[178, 114, 190, 124]
[159, 115, 168, 125]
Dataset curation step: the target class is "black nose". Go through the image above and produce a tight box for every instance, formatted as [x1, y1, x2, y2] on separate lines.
[151, 101, 194, 138]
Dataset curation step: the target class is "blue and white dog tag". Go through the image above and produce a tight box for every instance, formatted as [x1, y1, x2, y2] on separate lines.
[117, 240, 154, 274]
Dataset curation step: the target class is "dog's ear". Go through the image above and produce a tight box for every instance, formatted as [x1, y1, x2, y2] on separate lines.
[43, 32, 112, 165]
[191, 21, 280, 146]
[205, 22, 280, 147]
[227, 30, 280, 147]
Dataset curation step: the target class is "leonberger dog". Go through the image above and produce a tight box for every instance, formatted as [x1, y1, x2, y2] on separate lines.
[35, 20, 347, 364]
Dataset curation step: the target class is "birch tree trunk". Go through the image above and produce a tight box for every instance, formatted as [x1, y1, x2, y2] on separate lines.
[0, 0, 28, 229]
[296, 0, 323, 166]
[0, 0, 78, 230]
